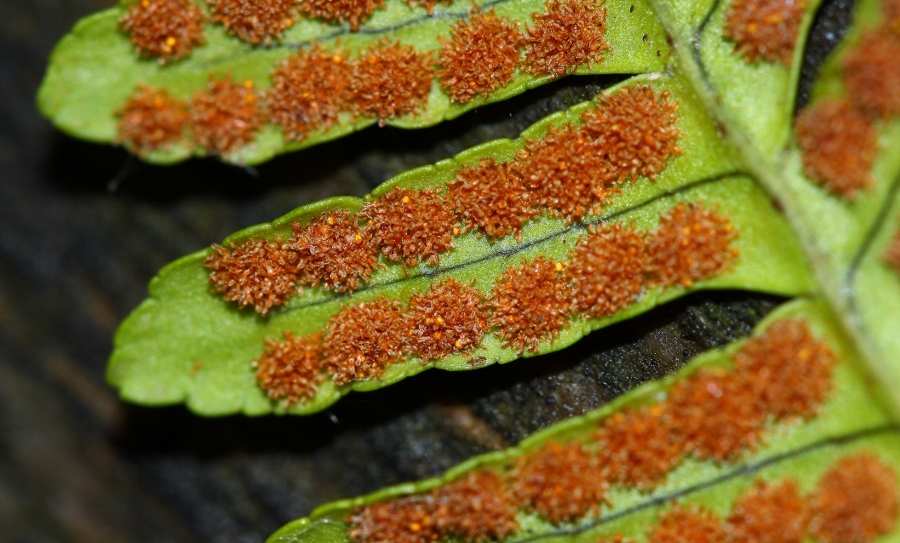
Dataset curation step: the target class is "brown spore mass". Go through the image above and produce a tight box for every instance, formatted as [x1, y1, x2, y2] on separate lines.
[649, 505, 728, 543]
[581, 85, 682, 184]
[647, 202, 738, 289]
[842, 31, 900, 119]
[447, 158, 537, 240]
[887, 0, 900, 35]
[403, 278, 488, 362]
[435, 471, 519, 541]
[323, 297, 405, 385]
[267, 44, 353, 141]
[726, 480, 808, 543]
[347, 40, 433, 124]
[359, 187, 455, 267]
[119, 0, 206, 63]
[514, 441, 608, 523]
[189, 75, 262, 155]
[810, 453, 899, 543]
[524, 0, 609, 77]
[795, 98, 877, 200]
[722, 0, 807, 64]
[253, 332, 324, 405]
[489, 256, 574, 352]
[289, 210, 379, 293]
[207, 0, 297, 44]
[733, 319, 836, 419]
[205, 237, 301, 314]
[566, 222, 649, 318]
[436, 9, 523, 103]
[348, 495, 442, 543]
[117, 85, 189, 154]
[298, 0, 384, 31]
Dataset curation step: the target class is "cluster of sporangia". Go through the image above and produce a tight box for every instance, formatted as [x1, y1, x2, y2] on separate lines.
[346, 320, 898, 543]
[723, 0, 808, 64]
[116, 0, 610, 156]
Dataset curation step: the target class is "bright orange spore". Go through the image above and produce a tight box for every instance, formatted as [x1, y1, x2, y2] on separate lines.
[254, 332, 324, 405]
[207, 0, 297, 44]
[403, 278, 488, 362]
[524, 0, 610, 77]
[298, 0, 384, 31]
[347, 41, 433, 124]
[809, 453, 899, 543]
[722, 0, 807, 64]
[289, 210, 379, 293]
[726, 480, 808, 543]
[650, 504, 728, 543]
[447, 158, 537, 240]
[116, 85, 189, 154]
[842, 31, 900, 119]
[323, 297, 405, 385]
[795, 98, 877, 199]
[119, 0, 206, 63]
[205, 237, 301, 314]
[189, 74, 262, 155]
[435, 471, 519, 541]
[436, 9, 523, 103]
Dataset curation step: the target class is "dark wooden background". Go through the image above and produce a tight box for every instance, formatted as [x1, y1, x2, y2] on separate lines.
[0, 1, 853, 541]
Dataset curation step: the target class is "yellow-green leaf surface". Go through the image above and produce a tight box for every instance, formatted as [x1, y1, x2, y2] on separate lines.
[37, 0, 667, 165]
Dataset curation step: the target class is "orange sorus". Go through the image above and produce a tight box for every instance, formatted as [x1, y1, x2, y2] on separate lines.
[436, 9, 523, 103]
[667, 368, 766, 461]
[323, 297, 405, 385]
[359, 187, 456, 267]
[446, 158, 537, 241]
[118, 0, 206, 63]
[513, 441, 609, 524]
[348, 494, 442, 543]
[298, 0, 384, 31]
[207, 0, 297, 44]
[649, 504, 728, 543]
[885, 228, 900, 273]
[646, 202, 739, 289]
[403, 0, 452, 15]
[515, 124, 615, 222]
[253, 332, 324, 406]
[726, 480, 808, 543]
[205, 237, 301, 314]
[795, 98, 877, 199]
[523, 0, 610, 77]
[402, 278, 488, 362]
[565, 222, 649, 318]
[347, 40, 433, 124]
[488, 256, 574, 352]
[842, 30, 900, 119]
[268, 44, 352, 141]
[594, 404, 684, 490]
[809, 453, 899, 543]
[722, 0, 807, 64]
[188, 75, 262, 155]
[116, 85, 189, 155]
[888, 0, 900, 35]
[434, 471, 519, 541]
[288, 210, 379, 293]
[733, 319, 836, 419]
[580, 86, 682, 184]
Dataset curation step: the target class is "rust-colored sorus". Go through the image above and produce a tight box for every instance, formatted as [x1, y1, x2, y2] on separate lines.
[888, 0, 900, 35]
[433, 471, 519, 541]
[795, 98, 877, 200]
[580, 85, 682, 184]
[649, 504, 728, 543]
[348, 494, 442, 543]
[347, 40, 433, 124]
[488, 256, 574, 352]
[436, 9, 523, 103]
[402, 278, 488, 362]
[298, 0, 384, 31]
[524, 0, 609, 77]
[842, 30, 900, 119]
[809, 453, 899, 543]
[565, 222, 649, 318]
[253, 332, 324, 406]
[513, 441, 609, 523]
[116, 85, 189, 154]
[733, 319, 836, 419]
[207, 0, 297, 44]
[268, 44, 353, 141]
[446, 158, 537, 241]
[323, 297, 405, 385]
[646, 202, 739, 289]
[288, 210, 379, 293]
[205, 237, 301, 315]
[722, 0, 807, 64]
[118, 0, 206, 63]
[885, 228, 900, 274]
[726, 480, 808, 543]
[359, 187, 456, 267]
[189, 75, 262, 155]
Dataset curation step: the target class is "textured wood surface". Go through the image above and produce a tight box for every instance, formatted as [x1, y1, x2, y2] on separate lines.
[0, 1, 852, 542]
